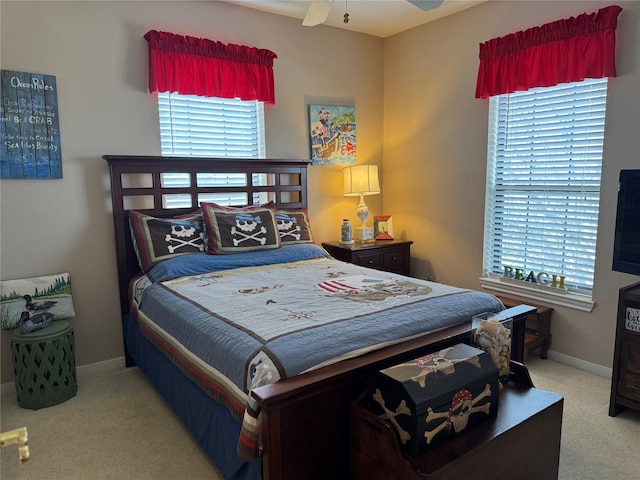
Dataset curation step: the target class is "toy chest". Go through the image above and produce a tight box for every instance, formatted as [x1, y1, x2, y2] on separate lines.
[363, 343, 500, 456]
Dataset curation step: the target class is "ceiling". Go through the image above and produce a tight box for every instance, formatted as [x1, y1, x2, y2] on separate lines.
[219, 0, 487, 38]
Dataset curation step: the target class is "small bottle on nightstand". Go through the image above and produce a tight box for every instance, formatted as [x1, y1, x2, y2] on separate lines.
[340, 219, 355, 245]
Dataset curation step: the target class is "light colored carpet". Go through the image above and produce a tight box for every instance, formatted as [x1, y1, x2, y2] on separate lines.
[1, 364, 222, 479]
[526, 356, 640, 480]
[1, 356, 639, 479]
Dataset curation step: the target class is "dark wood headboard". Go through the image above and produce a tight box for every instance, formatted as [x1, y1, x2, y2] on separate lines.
[103, 155, 311, 318]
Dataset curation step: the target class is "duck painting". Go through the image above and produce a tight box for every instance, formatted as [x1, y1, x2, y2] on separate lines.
[18, 311, 54, 334]
[1, 273, 74, 330]
[23, 294, 57, 313]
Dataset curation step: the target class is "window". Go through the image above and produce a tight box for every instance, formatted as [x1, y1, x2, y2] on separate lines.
[158, 93, 265, 158]
[157, 93, 266, 207]
[482, 78, 608, 304]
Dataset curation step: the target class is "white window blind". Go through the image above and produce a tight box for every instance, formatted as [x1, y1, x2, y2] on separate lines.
[483, 78, 608, 295]
[158, 92, 265, 158]
[157, 92, 266, 207]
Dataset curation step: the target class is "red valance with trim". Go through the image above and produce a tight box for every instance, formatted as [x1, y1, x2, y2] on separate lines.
[475, 5, 622, 99]
[144, 30, 278, 104]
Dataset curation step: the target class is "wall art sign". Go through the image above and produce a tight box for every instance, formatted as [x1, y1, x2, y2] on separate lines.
[1, 70, 63, 179]
[309, 105, 356, 166]
[626, 307, 640, 333]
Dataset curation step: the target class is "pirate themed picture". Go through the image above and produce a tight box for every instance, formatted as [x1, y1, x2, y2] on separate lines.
[201, 203, 281, 254]
[308, 105, 356, 166]
[364, 343, 500, 455]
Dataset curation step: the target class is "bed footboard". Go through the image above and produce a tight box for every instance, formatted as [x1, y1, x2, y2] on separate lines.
[253, 305, 534, 480]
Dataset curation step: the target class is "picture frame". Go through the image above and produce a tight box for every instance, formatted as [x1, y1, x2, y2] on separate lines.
[374, 215, 393, 240]
[308, 104, 356, 166]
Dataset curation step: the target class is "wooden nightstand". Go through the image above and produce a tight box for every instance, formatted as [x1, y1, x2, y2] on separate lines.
[322, 240, 413, 276]
[495, 295, 553, 361]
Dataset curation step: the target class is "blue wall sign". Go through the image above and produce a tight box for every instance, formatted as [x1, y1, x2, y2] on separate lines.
[1, 70, 63, 179]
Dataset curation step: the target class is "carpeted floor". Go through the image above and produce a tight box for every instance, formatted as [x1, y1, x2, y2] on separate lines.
[1, 356, 639, 479]
[525, 356, 640, 480]
[1, 363, 222, 480]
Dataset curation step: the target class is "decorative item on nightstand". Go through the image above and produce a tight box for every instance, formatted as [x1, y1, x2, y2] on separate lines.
[374, 215, 393, 240]
[343, 164, 380, 243]
[340, 218, 354, 245]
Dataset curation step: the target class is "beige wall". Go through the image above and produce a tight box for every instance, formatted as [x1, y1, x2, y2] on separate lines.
[1, 0, 638, 382]
[383, 1, 640, 369]
[0, 1, 383, 382]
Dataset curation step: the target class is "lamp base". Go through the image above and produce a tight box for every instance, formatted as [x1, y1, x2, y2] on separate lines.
[354, 227, 374, 243]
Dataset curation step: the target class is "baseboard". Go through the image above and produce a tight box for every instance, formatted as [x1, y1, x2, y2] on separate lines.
[75, 356, 126, 377]
[1, 356, 126, 396]
[546, 350, 612, 379]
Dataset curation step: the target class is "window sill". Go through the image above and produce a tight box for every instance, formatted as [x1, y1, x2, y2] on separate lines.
[479, 277, 595, 312]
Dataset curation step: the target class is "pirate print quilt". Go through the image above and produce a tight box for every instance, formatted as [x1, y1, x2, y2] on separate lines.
[129, 243, 504, 461]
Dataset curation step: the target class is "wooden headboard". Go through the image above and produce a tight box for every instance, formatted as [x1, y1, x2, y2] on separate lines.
[103, 155, 311, 318]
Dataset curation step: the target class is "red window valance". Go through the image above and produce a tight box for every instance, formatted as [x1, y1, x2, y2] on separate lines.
[144, 30, 278, 104]
[475, 5, 622, 99]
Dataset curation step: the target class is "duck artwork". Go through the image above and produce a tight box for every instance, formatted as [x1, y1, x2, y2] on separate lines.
[23, 294, 57, 313]
[19, 294, 57, 333]
[1, 273, 74, 331]
[18, 311, 54, 334]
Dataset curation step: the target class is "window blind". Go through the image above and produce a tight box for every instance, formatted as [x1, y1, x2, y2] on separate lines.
[484, 78, 608, 294]
[158, 93, 265, 158]
[157, 93, 266, 207]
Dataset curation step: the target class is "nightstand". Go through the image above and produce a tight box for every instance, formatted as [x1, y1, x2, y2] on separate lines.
[495, 295, 553, 361]
[322, 240, 413, 276]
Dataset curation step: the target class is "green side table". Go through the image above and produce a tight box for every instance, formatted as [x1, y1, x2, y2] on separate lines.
[11, 320, 78, 409]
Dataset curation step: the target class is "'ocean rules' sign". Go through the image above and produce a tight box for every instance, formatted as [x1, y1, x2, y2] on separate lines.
[1, 70, 63, 179]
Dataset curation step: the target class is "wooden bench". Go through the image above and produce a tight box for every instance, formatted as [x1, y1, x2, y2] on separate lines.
[495, 295, 553, 360]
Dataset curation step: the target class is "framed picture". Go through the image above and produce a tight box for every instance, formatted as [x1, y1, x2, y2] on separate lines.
[308, 105, 356, 166]
[374, 215, 393, 240]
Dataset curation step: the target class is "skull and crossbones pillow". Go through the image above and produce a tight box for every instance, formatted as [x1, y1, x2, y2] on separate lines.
[201, 202, 281, 254]
[129, 210, 205, 271]
[275, 209, 314, 245]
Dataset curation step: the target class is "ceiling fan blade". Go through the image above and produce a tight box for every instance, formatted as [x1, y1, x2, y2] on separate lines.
[303, 0, 334, 27]
[407, 0, 445, 11]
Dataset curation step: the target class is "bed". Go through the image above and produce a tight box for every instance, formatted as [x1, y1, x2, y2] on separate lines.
[103, 155, 534, 480]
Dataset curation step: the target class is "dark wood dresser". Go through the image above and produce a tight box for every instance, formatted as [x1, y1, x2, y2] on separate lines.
[609, 281, 640, 416]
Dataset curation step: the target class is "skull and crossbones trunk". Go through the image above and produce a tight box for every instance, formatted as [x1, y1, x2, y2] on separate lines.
[364, 343, 500, 456]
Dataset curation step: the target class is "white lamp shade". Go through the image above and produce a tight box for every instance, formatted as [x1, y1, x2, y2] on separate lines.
[343, 165, 380, 196]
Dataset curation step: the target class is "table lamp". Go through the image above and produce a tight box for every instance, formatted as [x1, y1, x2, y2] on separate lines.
[343, 164, 380, 242]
